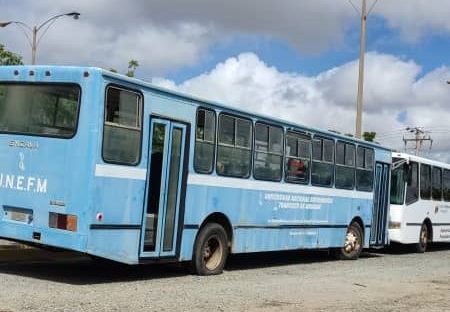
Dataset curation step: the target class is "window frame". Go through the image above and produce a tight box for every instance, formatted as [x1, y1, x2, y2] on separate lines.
[335, 141, 356, 190]
[216, 112, 253, 179]
[356, 146, 374, 192]
[420, 163, 432, 200]
[443, 168, 450, 202]
[432, 166, 443, 201]
[101, 84, 143, 166]
[194, 107, 217, 174]
[406, 161, 419, 205]
[253, 121, 284, 182]
[311, 135, 335, 187]
[284, 130, 312, 185]
[0, 82, 82, 139]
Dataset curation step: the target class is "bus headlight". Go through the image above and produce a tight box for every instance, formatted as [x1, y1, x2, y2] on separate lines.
[389, 221, 401, 229]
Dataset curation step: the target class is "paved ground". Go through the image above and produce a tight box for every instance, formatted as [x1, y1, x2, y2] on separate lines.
[0, 244, 448, 312]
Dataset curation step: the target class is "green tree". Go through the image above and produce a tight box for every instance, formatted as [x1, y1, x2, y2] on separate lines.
[0, 44, 23, 65]
[363, 131, 376, 142]
[126, 59, 139, 78]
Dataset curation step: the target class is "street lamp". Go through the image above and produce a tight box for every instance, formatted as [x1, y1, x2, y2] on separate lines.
[0, 12, 80, 64]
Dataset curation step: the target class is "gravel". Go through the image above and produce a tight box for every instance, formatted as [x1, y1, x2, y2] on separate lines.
[0, 245, 448, 312]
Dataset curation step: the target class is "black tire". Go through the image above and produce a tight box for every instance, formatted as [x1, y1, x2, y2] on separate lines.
[415, 222, 429, 253]
[191, 223, 228, 275]
[335, 222, 364, 260]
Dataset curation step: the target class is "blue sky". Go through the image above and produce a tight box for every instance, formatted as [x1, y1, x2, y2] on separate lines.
[168, 14, 450, 83]
[1, 0, 450, 160]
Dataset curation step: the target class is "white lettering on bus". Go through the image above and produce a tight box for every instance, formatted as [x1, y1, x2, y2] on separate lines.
[0, 173, 48, 193]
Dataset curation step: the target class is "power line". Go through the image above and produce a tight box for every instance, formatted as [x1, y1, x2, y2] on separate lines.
[403, 127, 433, 156]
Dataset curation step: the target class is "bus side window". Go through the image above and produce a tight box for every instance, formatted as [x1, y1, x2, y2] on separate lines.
[406, 162, 419, 205]
[253, 123, 283, 181]
[432, 167, 442, 201]
[102, 86, 142, 165]
[194, 108, 216, 174]
[311, 137, 334, 187]
[335, 142, 355, 190]
[420, 164, 431, 200]
[443, 169, 450, 202]
[285, 131, 311, 184]
[356, 147, 374, 192]
[216, 114, 252, 178]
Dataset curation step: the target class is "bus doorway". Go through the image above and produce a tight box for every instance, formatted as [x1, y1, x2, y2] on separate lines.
[140, 118, 187, 258]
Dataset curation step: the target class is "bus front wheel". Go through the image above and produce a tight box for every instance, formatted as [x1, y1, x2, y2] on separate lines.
[415, 222, 429, 253]
[335, 222, 364, 260]
[191, 223, 228, 275]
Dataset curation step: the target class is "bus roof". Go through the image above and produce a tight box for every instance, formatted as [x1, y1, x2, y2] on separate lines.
[392, 152, 450, 169]
[0, 65, 390, 151]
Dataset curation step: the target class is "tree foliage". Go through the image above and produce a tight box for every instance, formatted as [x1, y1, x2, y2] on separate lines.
[126, 59, 139, 78]
[363, 131, 376, 142]
[0, 44, 23, 65]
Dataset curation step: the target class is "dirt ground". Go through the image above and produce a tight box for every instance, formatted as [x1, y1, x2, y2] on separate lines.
[0, 244, 448, 311]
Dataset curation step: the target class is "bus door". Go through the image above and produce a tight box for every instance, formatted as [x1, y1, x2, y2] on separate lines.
[370, 162, 390, 246]
[140, 118, 187, 258]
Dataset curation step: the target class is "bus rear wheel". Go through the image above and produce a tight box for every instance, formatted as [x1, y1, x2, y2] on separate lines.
[192, 223, 228, 275]
[415, 222, 429, 253]
[335, 222, 363, 260]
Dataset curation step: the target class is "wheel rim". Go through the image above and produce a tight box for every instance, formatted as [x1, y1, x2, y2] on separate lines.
[420, 225, 428, 248]
[343, 228, 360, 254]
[203, 235, 223, 271]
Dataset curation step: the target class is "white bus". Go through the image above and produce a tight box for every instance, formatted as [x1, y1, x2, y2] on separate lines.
[389, 152, 450, 252]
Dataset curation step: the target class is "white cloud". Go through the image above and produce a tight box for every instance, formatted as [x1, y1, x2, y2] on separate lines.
[2, 1, 450, 75]
[154, 52, 450, 161]
[375, 0, 450, 42]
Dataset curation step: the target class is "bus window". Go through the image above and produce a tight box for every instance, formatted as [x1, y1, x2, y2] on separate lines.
[216, 114, 252, 178]
[356, 147, 374, 192]
[432, 167, 442, 201]
[311, 137, 334, 187]
[406, 162, 419, 205]
[0, 83, 80, 138]
[254, 123, 283, 181]
[285, 131, 310, 184]
[194, 108, 216, 174]
[335, 142, 355, 190]
[390, 164, 406, 205]
[420, 164, 431, 200]
[102, 86, 142, 165]
[443, 169, 450, 202]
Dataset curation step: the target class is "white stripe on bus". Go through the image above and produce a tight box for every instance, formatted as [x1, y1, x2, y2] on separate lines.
[95, 165, 147, 180]
[187, 174, 374, 200]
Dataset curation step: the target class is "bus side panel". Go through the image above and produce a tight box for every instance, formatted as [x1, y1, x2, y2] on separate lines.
[87, 230, 141, 264]
[182, 181, 373, 254]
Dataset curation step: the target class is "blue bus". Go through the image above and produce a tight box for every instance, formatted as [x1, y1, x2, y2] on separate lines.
[0, 66, 391, 275]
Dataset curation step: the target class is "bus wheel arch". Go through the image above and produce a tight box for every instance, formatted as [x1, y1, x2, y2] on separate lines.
[191, 213, 232, 275]
[415, 218, 432, 253]
[198, 212, 233, 249]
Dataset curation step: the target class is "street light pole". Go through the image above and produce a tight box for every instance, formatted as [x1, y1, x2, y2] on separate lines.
[32, 26, 37, 65]
[0, 12, 80, 64]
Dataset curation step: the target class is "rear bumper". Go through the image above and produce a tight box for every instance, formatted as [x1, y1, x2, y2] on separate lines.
[0, 220, 87, 252]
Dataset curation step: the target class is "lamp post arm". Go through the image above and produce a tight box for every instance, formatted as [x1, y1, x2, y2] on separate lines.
[10, 21, 33, 48]
[36, 13, 68, 32]
[36, 18, 59, 47]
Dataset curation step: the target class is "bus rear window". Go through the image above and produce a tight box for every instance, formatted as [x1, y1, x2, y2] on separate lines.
[0, 83, 80, 138]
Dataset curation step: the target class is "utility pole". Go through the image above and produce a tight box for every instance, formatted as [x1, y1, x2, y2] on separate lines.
[348, 0, 379, 139]
[403, 127, 433, 156]
[355, 0, 367, 139]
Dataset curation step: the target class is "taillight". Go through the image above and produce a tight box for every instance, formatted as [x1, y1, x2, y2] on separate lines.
[49, 213, 78, 232]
